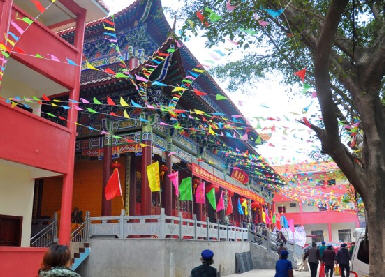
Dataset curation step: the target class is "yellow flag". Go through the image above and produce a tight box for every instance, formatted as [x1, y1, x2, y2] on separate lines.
[194, 109, 205, 115]
[120, 97, 129, 106]
[86, 61, 97, 70]
[104, 26, 115, 31]
[123, 109, 130, 118]
[147, 161, 160, 192]
[172, 87, 187, 92]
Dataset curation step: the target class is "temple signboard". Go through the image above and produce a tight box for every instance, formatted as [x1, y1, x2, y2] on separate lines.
[191, 163, 264, 204]
[231, 168, 249, 184]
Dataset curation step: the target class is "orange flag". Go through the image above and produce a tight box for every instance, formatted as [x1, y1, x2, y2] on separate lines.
[104, 168, 122, 200]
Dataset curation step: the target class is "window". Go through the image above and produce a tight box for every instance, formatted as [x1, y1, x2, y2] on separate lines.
[327, 179, 336, 186]
[278, 206, 286, 213]
[338, 229, 352, 242]
[289, 203, 296, 207]
[311, 230, 324, 243]
[0, 214, 22, 246]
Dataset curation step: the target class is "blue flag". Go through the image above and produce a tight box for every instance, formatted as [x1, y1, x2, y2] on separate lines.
[237, 198, 244, 215]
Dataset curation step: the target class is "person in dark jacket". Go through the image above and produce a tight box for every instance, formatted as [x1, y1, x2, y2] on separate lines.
[304, 242, 320, 277]
[275, 250, 293, 277]
[191, 249, 217, 277]
[38, 244, 80, 277]
[322, 245, 336, 277]
[336, 243, 350, 277]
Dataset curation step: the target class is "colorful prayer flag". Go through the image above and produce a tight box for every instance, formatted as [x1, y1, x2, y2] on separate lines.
[206, 188, 216, 210]
[147, 161, 160, 192]
[195, 181, 205, 204]
[179, 177, 192, 200]
[168, 171, 179, 197]
[104, 168, 122, 200]
[216, 191, 224, 212]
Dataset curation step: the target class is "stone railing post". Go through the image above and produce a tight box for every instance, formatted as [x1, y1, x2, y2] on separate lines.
[178, 212, 182, 240]
[206, 217, 210, 241]
[159, 208, 166, 239]
[193, 214, 197, 240]
[217, 222, 220, 240]
[226, 225, 229, 241]
[119, 209, 125, 239]
[85, 211, 90, 240]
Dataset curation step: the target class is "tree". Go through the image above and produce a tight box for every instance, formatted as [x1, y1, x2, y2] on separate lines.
[179, 0, 385, 275]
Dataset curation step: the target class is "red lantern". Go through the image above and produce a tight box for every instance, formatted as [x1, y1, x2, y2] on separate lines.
[111, 161, 121, 169]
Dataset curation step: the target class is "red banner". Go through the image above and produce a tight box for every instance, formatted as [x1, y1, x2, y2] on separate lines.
[191, 163, 264, 204]
[82, 144, 141, 157]
[231, 168, 249, 184]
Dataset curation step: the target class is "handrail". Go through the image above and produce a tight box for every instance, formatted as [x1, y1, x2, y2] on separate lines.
[30, 213, 57, 247]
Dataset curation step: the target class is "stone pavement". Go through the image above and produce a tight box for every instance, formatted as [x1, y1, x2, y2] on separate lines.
[224, 269, 309, 276]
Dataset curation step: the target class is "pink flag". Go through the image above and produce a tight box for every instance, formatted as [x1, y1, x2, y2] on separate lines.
[216, 191, 224, 212]
[195, 181, 205, 204]
[168, 171, 179, 196]
[226, 0, 236, 12]
[289, 219, 295, 233]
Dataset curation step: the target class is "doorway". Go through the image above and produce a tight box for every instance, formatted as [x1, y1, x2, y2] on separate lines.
[0, 214, 22, 246]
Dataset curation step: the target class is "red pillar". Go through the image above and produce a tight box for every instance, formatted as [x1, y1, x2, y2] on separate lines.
[58, 10, 86, 246]
[0, 0, 13, 75]
[328, 223, 333, 242]
[101, 144, 112, 215]
[129, 154, 137, 216]
[164, 153, 172, 215]
[141, 138, 152, 215]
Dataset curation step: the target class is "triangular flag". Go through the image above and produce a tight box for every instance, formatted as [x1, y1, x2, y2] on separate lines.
[216, 191, 224, 212]
[216, 94, 227, 100]
[193, 89, 207, 96]
[206, 188, 216, 210]
[195, 181, 205, 204]
[295, 68, 306, 82]
[107, 96, 116, 106]
[168, 171, 179, 197]
[93, 97, 102, 104]
[104, 168, 122, 200]
[120, 97, 129, 106]
[147, 161, 160, 192]
[179, 177, 192, 201]
[123, 109, 130, 118]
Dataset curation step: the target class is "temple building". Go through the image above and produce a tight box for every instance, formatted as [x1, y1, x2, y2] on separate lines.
[33, 0, 285, 229]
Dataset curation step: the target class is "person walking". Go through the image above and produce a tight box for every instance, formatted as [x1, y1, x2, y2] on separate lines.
[304, 242, 320, 277]
[349, 242, 355, 259]
[277, 243, 288, 256]
[275, 250, 293, 277]
[322, 245, 336, 277]
[191, 249, 217, 277]
[38, 244, 80, 277]
[319, 242, 327, 277]
[336, 243, 350, 277]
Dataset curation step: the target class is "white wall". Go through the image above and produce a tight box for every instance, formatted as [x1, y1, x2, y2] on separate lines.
[0, 160, 59, 246]
[275, 201, 300, 213]
[304, 222, 357, 243]
[0, 162, 35, 246]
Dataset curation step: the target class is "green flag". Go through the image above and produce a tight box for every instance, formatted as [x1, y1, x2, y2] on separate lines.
[206, 188, 216, 210]
[179, 177, 192, 200]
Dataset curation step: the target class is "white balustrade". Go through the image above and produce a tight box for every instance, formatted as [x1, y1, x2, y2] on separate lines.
[88, 208, 248, 241]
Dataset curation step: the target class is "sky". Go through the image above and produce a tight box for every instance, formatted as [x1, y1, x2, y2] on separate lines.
[104, 0, 323, 165]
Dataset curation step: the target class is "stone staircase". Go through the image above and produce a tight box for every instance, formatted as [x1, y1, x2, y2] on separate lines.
[71, 242, 90, 271]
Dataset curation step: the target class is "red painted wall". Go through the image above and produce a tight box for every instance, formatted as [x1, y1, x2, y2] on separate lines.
[283, 211, 359, 226]
[0, 247, 47, 277]
[0, 101, 70, 174]
[10, 5, 78, 89]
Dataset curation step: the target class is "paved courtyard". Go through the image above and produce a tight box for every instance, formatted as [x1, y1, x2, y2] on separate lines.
[224, 269, 310, 276]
